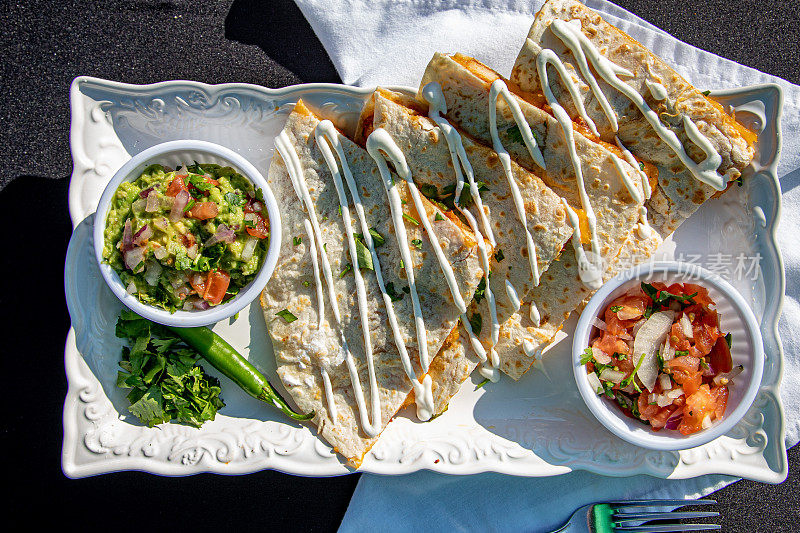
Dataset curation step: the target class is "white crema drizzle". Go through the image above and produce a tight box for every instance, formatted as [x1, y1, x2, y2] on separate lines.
[317, 120, 439, 421]
[488, 79, 545, 289]
[549, 19, 726, 191]
[276, 130, 382, 436]
[368, 127, 485, 417]
[421, 82, 501, 382]
[535, 49, 604, 288]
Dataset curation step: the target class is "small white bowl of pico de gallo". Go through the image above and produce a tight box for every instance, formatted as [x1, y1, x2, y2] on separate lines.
[573, 261, 764, 451]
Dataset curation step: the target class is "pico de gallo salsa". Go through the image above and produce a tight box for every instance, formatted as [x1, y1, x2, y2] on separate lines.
[103, 162, 270, 313]
[583, 281, 743, 435]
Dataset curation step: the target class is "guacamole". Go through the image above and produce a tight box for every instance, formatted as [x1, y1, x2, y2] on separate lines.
[103, 162, 270, 312]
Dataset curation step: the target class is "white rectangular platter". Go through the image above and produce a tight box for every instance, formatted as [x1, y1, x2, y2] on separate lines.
[63, 76, 787, 481]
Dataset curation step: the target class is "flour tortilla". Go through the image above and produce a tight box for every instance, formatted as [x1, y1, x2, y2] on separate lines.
[416, 52, 651, 378]
[357, 87, 575, 403]
[512, 0, 756, 234]
[262, 100, 484, 467]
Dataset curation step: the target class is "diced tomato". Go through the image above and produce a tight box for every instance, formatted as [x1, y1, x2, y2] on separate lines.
[709, 336, 733, 374]
[669, 322, 691, 350]
[711, 385, 729, 420]
[204, 175, 219, 187]
[667, 355, 702, 396]
[593, 332, 630, 357]
[604, 309, 633, 335]
[679, 384, 717, 435]
[203, 270, 231, 306]
[245, 212, 270, 239]
[666, 282, 687, 296]
[692, 320, 719, 356]
[187, 201, 219, 220]
[650, 281, 669, 292]
[683, 283, 714, 307]
[614, 295, 649, 321]
[637, 393, 660, 422]
[650, 407, 678, 430]
[166, 176, 188, 197]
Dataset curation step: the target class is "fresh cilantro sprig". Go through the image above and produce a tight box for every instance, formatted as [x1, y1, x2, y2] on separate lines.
[641, 282, 697, 317]
[115, 310, 225, 428]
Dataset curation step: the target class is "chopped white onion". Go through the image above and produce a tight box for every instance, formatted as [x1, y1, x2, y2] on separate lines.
[592, 345, 612, 364]
[587, 371, 603, 394]
[186, 244, 198, 259]
[659, 373, 673, 391]
[143, 260, 162, 286]
[153, 217, 169, 231]
[632, 318, 647, 337]
[599, 368, 627, 384]
[680, 313, 694, 338]
[701, 414, 714, 429]
[153, 245, 168, 260]
[661, 338, 676, 361]
[632, 310, 675, 392]
[126, 280, 137, 294]
[713, 365, 744, 386]
[175, 284, 191, 300]
[241, 237, 258, 262]
[667, 387, 685, 399]
[656, 394, 674, 407]
[182, 300, 195, 311]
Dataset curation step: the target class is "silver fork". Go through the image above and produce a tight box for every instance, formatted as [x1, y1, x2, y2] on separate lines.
[550, 499, 720, 532]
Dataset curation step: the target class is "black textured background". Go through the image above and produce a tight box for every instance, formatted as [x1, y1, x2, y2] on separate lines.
[1, 0, 797, 531]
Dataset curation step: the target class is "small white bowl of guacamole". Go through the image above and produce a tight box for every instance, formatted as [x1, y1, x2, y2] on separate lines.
[93, 140, 281, 327]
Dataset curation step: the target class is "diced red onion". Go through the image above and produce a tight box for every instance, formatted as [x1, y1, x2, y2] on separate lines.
[139, 186, 154, 198]
[655, 393, 673, 408]
[121, 219, 133, 251]
[124, 246, 145, 271]
[666, 388, 684, 399]
[591, 317, 607, 331]
[193, 299, 211, 310]
[665, 412, 683, 430]
[153, 246, 168, 260]
[186, 243, 198, 259]
[131, 198, 146, 213]
[241, 237, 258, 262]
[133, 224, 152, 245]
[183, 300, 195, 311]
[205, 223, 236, 246]
[169, 275, 185, 289]
[145, 190, 159, 212]
[170, 189, 190, 222]
[192, 273, 205, 287]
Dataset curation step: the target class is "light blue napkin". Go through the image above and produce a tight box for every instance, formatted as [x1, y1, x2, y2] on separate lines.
[291, 1, 800, 530]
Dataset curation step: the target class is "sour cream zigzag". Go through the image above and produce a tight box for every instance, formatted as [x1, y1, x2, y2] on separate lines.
[421, 82, 500, 382]
[488, 79, 545, 288]
[535, 50, 603, 288]
[549, 19, 725, 190]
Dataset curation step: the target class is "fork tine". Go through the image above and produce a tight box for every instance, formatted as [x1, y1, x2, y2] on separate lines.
[609, 499, 716, 507]
[614, 511, 720, 522]
[613, 524, 721, 532]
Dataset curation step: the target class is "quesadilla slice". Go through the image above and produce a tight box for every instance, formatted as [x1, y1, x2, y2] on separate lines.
[512, 0, 756, 234]
[415, 52, 654, 378]
[262, 100, 485, 467]
[356, 86, 574, 399]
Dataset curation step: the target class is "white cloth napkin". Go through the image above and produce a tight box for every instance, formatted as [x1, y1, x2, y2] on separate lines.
[292, 1, 800, 530]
